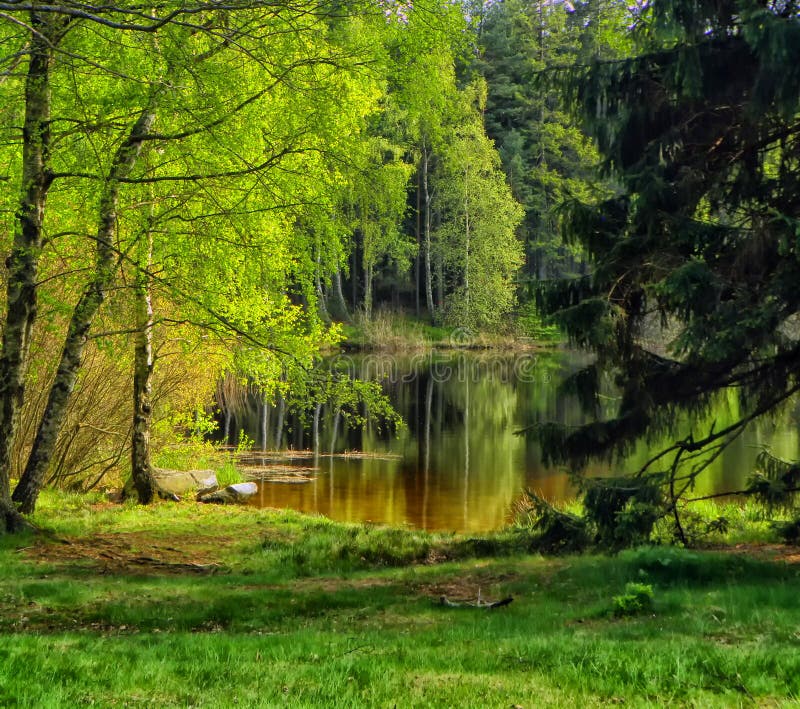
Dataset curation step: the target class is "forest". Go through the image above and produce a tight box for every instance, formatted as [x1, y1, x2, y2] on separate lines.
[2, 0, 800, 704]
[0, 0, 639, 525]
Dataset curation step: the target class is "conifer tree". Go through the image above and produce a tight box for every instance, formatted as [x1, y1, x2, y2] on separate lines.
[537, 0, 800, 516]
[477, 0, 630, 280]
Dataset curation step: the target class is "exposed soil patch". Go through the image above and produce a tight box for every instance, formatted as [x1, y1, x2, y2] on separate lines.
[415, 570, 521, 602]
[238, 576, 400, 594]
[24, 531, 230, 575]
[705, 542, 800, 565]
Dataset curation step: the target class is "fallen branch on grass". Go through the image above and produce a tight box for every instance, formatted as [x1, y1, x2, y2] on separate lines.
[438, 594, 514, 610]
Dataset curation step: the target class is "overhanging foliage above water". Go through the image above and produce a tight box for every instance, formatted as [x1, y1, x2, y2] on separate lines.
[535, 0, 800, 529]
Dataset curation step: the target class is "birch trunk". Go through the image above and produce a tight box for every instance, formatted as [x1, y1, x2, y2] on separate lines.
[422, 141, 435, 322]
[329, 408, 340, 453]
[315, 247, 330, 324]
[332, 269, 351, 322]
[275, 395, 285, 449]
[350, 249, 358, 310]
[0, 18, 61, 529]
[312, 403, 321, 454]
[130, 227, 156, 504]
[13, 105, 157, 514]
[364, 261, 373, 321]
[260, 397, 270, 450]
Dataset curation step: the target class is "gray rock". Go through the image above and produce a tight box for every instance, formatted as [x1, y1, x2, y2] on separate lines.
[152, 469, 218, 496]
[117, 469, 219, 503]
[227, 482, 257, 497]
[197, 481, 258, 504]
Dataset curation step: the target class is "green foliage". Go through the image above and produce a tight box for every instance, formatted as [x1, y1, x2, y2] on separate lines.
[432, 80, 525, 329]
[515, 300, 562, 342]
[651, 498, 787, 547]
[236, 431, 255, 454]
[747, 450, 800, 512]
[514, 490, 591, 554]
[477, 0, 631, 280]
[215, 461, 244, 488]
[582, 476, 665, 549]
[283, 365, 406, 436]
[773, 517, 800, 545]
[152, 409, 222, 473]
[535, 0, 800, 522]
[612, 582, 654, 617]
[1, 0, 456, 506]
[657, 506, 733, 546]
[705, 516, 730, 536]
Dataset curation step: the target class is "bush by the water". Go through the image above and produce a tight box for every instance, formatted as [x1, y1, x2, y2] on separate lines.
[514, 491, 591, 553]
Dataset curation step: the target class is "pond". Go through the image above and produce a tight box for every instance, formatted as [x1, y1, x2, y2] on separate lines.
[230, 349, 800, 533]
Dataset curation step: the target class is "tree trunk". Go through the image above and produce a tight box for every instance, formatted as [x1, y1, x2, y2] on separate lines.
[275, 395, 285, 449]
[422, 141, 435, 322]
[364, 261, 373, 321]
[415, 165, 422, 317]
[0, 18, 60, 530]
[329, 407, 340, 453]
[332, 269, 351, 322]
[312, 403, 321, 454]
[463, 165, 471, 322]
[436, 251, 444, 318]
[315, 246, 330, 324]
[350, 248, 358, 311]
[130, 226, 157, 504]
[260, 396, 270, 450]
[13, 105, 157, 514]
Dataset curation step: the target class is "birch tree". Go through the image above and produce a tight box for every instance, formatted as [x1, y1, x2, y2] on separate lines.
[0, 0, 385, 525]
[433, 80, 524, 329]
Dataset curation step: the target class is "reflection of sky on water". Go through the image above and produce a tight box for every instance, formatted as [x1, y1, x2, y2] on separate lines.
[234, 351, 800, 533]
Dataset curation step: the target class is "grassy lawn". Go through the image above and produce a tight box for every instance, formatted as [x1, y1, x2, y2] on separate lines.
[0, 492, 798, 707]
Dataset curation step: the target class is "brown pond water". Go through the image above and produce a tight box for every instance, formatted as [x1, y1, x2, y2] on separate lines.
[230, 350, 800, 533]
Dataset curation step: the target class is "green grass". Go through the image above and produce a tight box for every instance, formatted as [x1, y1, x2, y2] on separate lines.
[339, 309, 546, 351]
[1, 492, 799, 706]
[341, 309, 453, 350]
[671, 498, 790, 545]
[214, 459, 244, 487]
[515, 299, 563, 343]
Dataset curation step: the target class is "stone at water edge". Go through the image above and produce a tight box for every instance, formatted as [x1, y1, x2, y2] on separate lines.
[117, 468, 218, 502]
[197, 481, 258, 504]
[227, 482, 258, 497]
[152, 469, 218, 496]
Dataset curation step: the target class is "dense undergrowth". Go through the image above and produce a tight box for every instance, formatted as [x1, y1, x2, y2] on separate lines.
[340, 308, 560, 351]
[515, 485, 800, 555]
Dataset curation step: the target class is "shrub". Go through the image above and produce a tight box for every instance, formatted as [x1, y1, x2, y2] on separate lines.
[514, 490, 591, 554]
[583, 476, 665, 550]
[612, 582, 654, 617]
[773, 517, 800, 545]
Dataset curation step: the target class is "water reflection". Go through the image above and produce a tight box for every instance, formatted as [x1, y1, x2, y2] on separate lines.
[228, 350, 800, 533]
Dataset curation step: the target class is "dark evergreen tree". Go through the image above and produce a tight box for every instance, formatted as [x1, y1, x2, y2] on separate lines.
[537, 0, 800, 520]
[477, 0, 630, 280]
